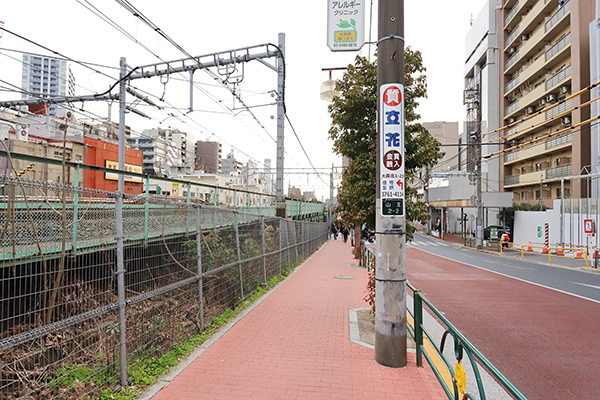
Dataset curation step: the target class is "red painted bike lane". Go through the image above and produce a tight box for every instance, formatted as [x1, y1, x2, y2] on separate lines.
[407, 247, 600, 399]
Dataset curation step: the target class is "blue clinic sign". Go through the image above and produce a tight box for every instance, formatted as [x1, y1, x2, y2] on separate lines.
[380, 83, 405, 216]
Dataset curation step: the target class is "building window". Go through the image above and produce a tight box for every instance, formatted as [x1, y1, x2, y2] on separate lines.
[556, 188, 561, 198]
[535, 190, 541, 200]
[535, 163, 542, 171]
[521, 192, 527, 200]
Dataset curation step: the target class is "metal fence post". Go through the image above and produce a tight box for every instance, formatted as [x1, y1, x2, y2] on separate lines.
[293, 220, 299, 263]
[414, 290, 424, 367]
[72, 164, 79, 256]
[261, 216, 267, 284]
[195, 205, 204, 330]
[279, 218, 283, 275]
[144, 176, 149, 246]
[285, 219, 291, 268]
[234, 212, 244, 299]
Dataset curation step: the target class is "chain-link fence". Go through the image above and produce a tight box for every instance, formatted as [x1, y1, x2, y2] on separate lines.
[0, 175, 327, 400]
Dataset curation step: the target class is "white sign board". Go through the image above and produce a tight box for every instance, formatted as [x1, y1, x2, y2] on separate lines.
[380, 83, 405, 217]
[326, 1, 366, 51]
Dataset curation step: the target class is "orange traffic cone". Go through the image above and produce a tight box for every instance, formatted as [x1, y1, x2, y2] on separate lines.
[527, 242, 533, 252]
[542, 246, 548, 254]
[576, 248, 583, 259]
[557, 247, 564, 256]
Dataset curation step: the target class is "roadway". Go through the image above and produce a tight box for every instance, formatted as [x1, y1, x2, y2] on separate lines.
[406, 232, 600, 399]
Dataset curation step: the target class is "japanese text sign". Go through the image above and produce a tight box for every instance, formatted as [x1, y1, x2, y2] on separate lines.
[380, 83, 405, 216]
[327, 1, 366, 51]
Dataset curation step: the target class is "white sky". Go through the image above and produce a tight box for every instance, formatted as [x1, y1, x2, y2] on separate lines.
[0, 0, 487, 199]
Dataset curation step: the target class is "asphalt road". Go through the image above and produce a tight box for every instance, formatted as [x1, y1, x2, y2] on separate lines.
[406, 233, 600, 400]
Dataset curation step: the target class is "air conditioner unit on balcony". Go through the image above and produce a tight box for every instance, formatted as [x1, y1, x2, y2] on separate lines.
[559, 85, 570, 94]
[526, 106, 535, 115]
[539, 98, 547, 106]
[546, 94, 557, 103]
[508, 46, 517, 55]
[521, 33, 530, 42]
[508, 117, 517, 124]
[561, 116, 571, 126]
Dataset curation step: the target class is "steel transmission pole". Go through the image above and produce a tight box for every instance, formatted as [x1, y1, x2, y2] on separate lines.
[375, 0, 407, 368]
[276, 33, 286, 217]
[116, 57, 128, 386]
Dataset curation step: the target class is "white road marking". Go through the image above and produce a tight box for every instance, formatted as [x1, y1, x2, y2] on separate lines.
[571, 282, 600, 291]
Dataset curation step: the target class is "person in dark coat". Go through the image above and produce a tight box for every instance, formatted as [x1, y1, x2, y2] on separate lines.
[331, 224, 338, 240]
[341, 226, 349, 243]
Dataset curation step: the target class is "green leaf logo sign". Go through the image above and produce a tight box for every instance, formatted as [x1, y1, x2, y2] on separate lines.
[334, 19, 357, 43]
[337, 19, 357, 31]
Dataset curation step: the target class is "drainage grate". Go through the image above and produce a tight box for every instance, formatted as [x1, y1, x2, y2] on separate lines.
[334, 276, 355, 280]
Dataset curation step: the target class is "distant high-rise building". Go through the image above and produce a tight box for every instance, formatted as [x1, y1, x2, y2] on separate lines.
[21, 53, 71, 117]
[222, 150, 242, 176]
[195, 140, 222, 174]
[423, 122, 460, 173]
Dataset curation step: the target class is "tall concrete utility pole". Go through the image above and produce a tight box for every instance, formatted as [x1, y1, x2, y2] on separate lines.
[276, 33, 286, 217]
[375, 0, 407, 367]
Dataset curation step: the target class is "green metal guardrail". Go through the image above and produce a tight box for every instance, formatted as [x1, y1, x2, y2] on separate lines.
[363, 245, 528, 400]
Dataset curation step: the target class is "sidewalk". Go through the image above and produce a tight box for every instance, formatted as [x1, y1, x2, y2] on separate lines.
[144, 240, 445, 400]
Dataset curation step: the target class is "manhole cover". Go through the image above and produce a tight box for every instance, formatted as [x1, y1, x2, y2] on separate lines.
[334, 276, 355, 280]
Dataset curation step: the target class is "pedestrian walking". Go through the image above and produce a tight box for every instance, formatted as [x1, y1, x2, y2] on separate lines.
[341, 226, 349, 243]
[331, 224, 338, 240]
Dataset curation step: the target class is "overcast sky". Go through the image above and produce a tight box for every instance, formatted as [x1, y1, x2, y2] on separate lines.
[0, 0, 488, 199]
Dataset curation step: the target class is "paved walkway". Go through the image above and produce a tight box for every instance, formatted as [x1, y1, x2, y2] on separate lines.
[146, 240, 445, 400]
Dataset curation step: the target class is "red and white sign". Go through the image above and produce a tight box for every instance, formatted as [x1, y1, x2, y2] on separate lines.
[584, 219, 595, 235]
[380, 83, 405, 216]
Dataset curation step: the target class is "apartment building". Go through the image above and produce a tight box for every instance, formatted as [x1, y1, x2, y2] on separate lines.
[195, 140, 222, 174]
[501, 0, 594, 206]
[21, 54, 71, 117]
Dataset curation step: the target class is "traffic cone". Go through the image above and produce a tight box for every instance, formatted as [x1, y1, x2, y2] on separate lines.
[527, 242, 533, 252]
[576, 248, 583, 259]
[557, 247, 564, 256]
[593, 247, 598, 258]
[542, 246, 548, 254]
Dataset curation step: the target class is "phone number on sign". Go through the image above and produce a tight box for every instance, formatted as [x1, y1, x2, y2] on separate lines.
[381, 191, 402, 197]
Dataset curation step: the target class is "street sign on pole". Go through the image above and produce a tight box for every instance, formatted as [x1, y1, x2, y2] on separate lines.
[380, 84, 405, 216]
[327, 0, 366, 51]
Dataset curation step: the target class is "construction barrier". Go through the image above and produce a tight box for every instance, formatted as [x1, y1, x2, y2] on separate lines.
[500, 242, 589, 268]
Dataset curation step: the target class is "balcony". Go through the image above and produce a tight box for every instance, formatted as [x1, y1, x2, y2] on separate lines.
[505, 74, 520, 93]
[546, 99, 572, 120]
[545, 32, 571, 62]
[505, 51, 520, 71]
[546, 65, 571, 91]
[504, 175, 520, 186]
[505, 100, 520, 117]
[546, 131, 572, 150]
[546, 164, 572, 179]
[504, 2, 520, 27]
[505, 150, 520, 163]
[505, 26, 520, 50]
[546, 1, 570, 33]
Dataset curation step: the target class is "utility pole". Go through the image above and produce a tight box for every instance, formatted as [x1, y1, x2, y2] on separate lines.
[116, 57, 128, 386]
[375, 0, 406, 368]
[329, 164, 334, 232]
[276, 33, 286, 218]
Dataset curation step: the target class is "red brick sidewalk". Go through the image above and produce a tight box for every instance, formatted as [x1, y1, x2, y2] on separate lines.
[148, 240, 445, 400]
